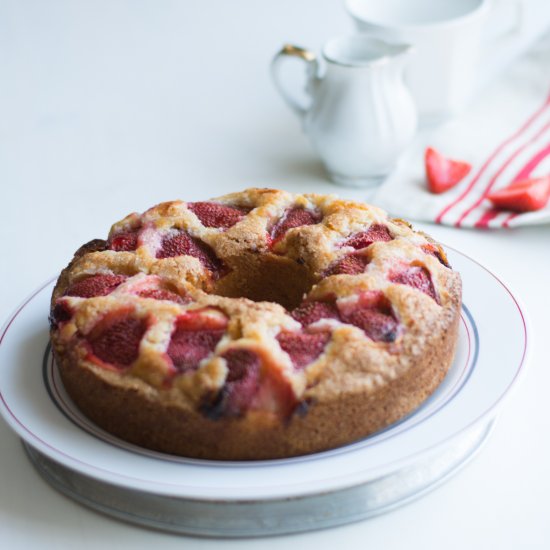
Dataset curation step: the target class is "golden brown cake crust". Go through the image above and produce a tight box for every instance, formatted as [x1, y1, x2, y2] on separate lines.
[50, 188, 462, 460]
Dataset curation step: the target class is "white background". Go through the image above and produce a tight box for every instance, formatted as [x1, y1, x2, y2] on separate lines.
[1, 1, 549, 548]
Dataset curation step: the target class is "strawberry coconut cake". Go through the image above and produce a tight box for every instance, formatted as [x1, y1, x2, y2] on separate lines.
[49, 188, 462, 460]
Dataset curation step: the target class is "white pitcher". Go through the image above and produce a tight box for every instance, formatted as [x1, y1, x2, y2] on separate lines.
[271, 34, 417, 187]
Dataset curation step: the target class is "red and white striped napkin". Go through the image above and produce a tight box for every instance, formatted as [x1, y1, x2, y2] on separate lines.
[372, 34, 550, 228]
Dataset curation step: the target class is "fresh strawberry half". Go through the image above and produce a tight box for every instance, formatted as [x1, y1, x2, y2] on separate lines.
[425, 147, 471, 194]
[108, 229, 140, 251]
[389, 266, 437, 301]
[157, 229, 225, 277]
[323, 253, 369, 277]
[291, 300, 341, 327]
[89, 315, 148, 368]
[341, 224, 392, 249]
[339, 291, 398, 342]
[188, 202, 249, 229]
[65, 274, 128, 298]
[270, 207, 321, 244]
[277, 331, 330, 370]
[487, 176, 550, 212]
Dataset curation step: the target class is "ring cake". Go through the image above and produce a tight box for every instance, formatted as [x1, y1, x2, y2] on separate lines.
[50, 188, 462, 460]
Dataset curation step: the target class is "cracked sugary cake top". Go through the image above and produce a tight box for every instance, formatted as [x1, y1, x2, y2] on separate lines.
[50, 188, 461, 447]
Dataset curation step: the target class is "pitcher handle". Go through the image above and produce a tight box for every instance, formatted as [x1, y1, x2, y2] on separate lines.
[270, 44, 319, 120]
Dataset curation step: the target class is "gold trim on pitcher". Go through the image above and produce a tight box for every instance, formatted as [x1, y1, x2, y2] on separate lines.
[281, 44, 316, 62]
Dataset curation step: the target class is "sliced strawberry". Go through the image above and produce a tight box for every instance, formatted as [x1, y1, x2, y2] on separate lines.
[270, 207, 321, 243]
[421, 243, 450, 268]
[157, 230, 197, 259]
[89, 316, 147, 367]
[487, 176, 550, 212]
[167, 311, 227, 371]
[324, 254, 369, 277]
[224, 349, 259, 382]
[291, 300, 341, 327]
[128, 274, 192, 304]
[136, 288, 189, 304]
[167, 328, 225, 372]
[256, 367, 298, 418]
[188, 202, 249, 229]
[342, 224, 392, 249]
[108, 230, 140, 251]
[341, 308, 398, 342]
[49, 302, 73, 328]
[339, 291, 398, 342]
[65, 274, 128, 298]
[425, 147, 471, 194]
[277, 331, 330, 370]
[389, 266, 437, 301]
[172, 308, 228, 331]
[157, 229, 225, 277]
[221, 349, 262, 416]
[202, 348, 300, 419]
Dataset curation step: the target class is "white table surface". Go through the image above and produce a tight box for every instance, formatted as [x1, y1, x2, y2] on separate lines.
[1, 1, 549, 548]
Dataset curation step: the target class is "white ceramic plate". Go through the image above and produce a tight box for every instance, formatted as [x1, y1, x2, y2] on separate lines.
[0, 248, 528, 501]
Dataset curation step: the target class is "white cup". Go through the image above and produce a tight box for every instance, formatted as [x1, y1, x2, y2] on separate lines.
[346, 0, 519, 124]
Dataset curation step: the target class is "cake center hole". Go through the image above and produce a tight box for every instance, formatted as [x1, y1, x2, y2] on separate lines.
[213, 254, 317, 311]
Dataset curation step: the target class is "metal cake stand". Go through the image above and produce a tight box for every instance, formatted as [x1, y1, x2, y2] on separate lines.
[22, 419, 494, 537]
